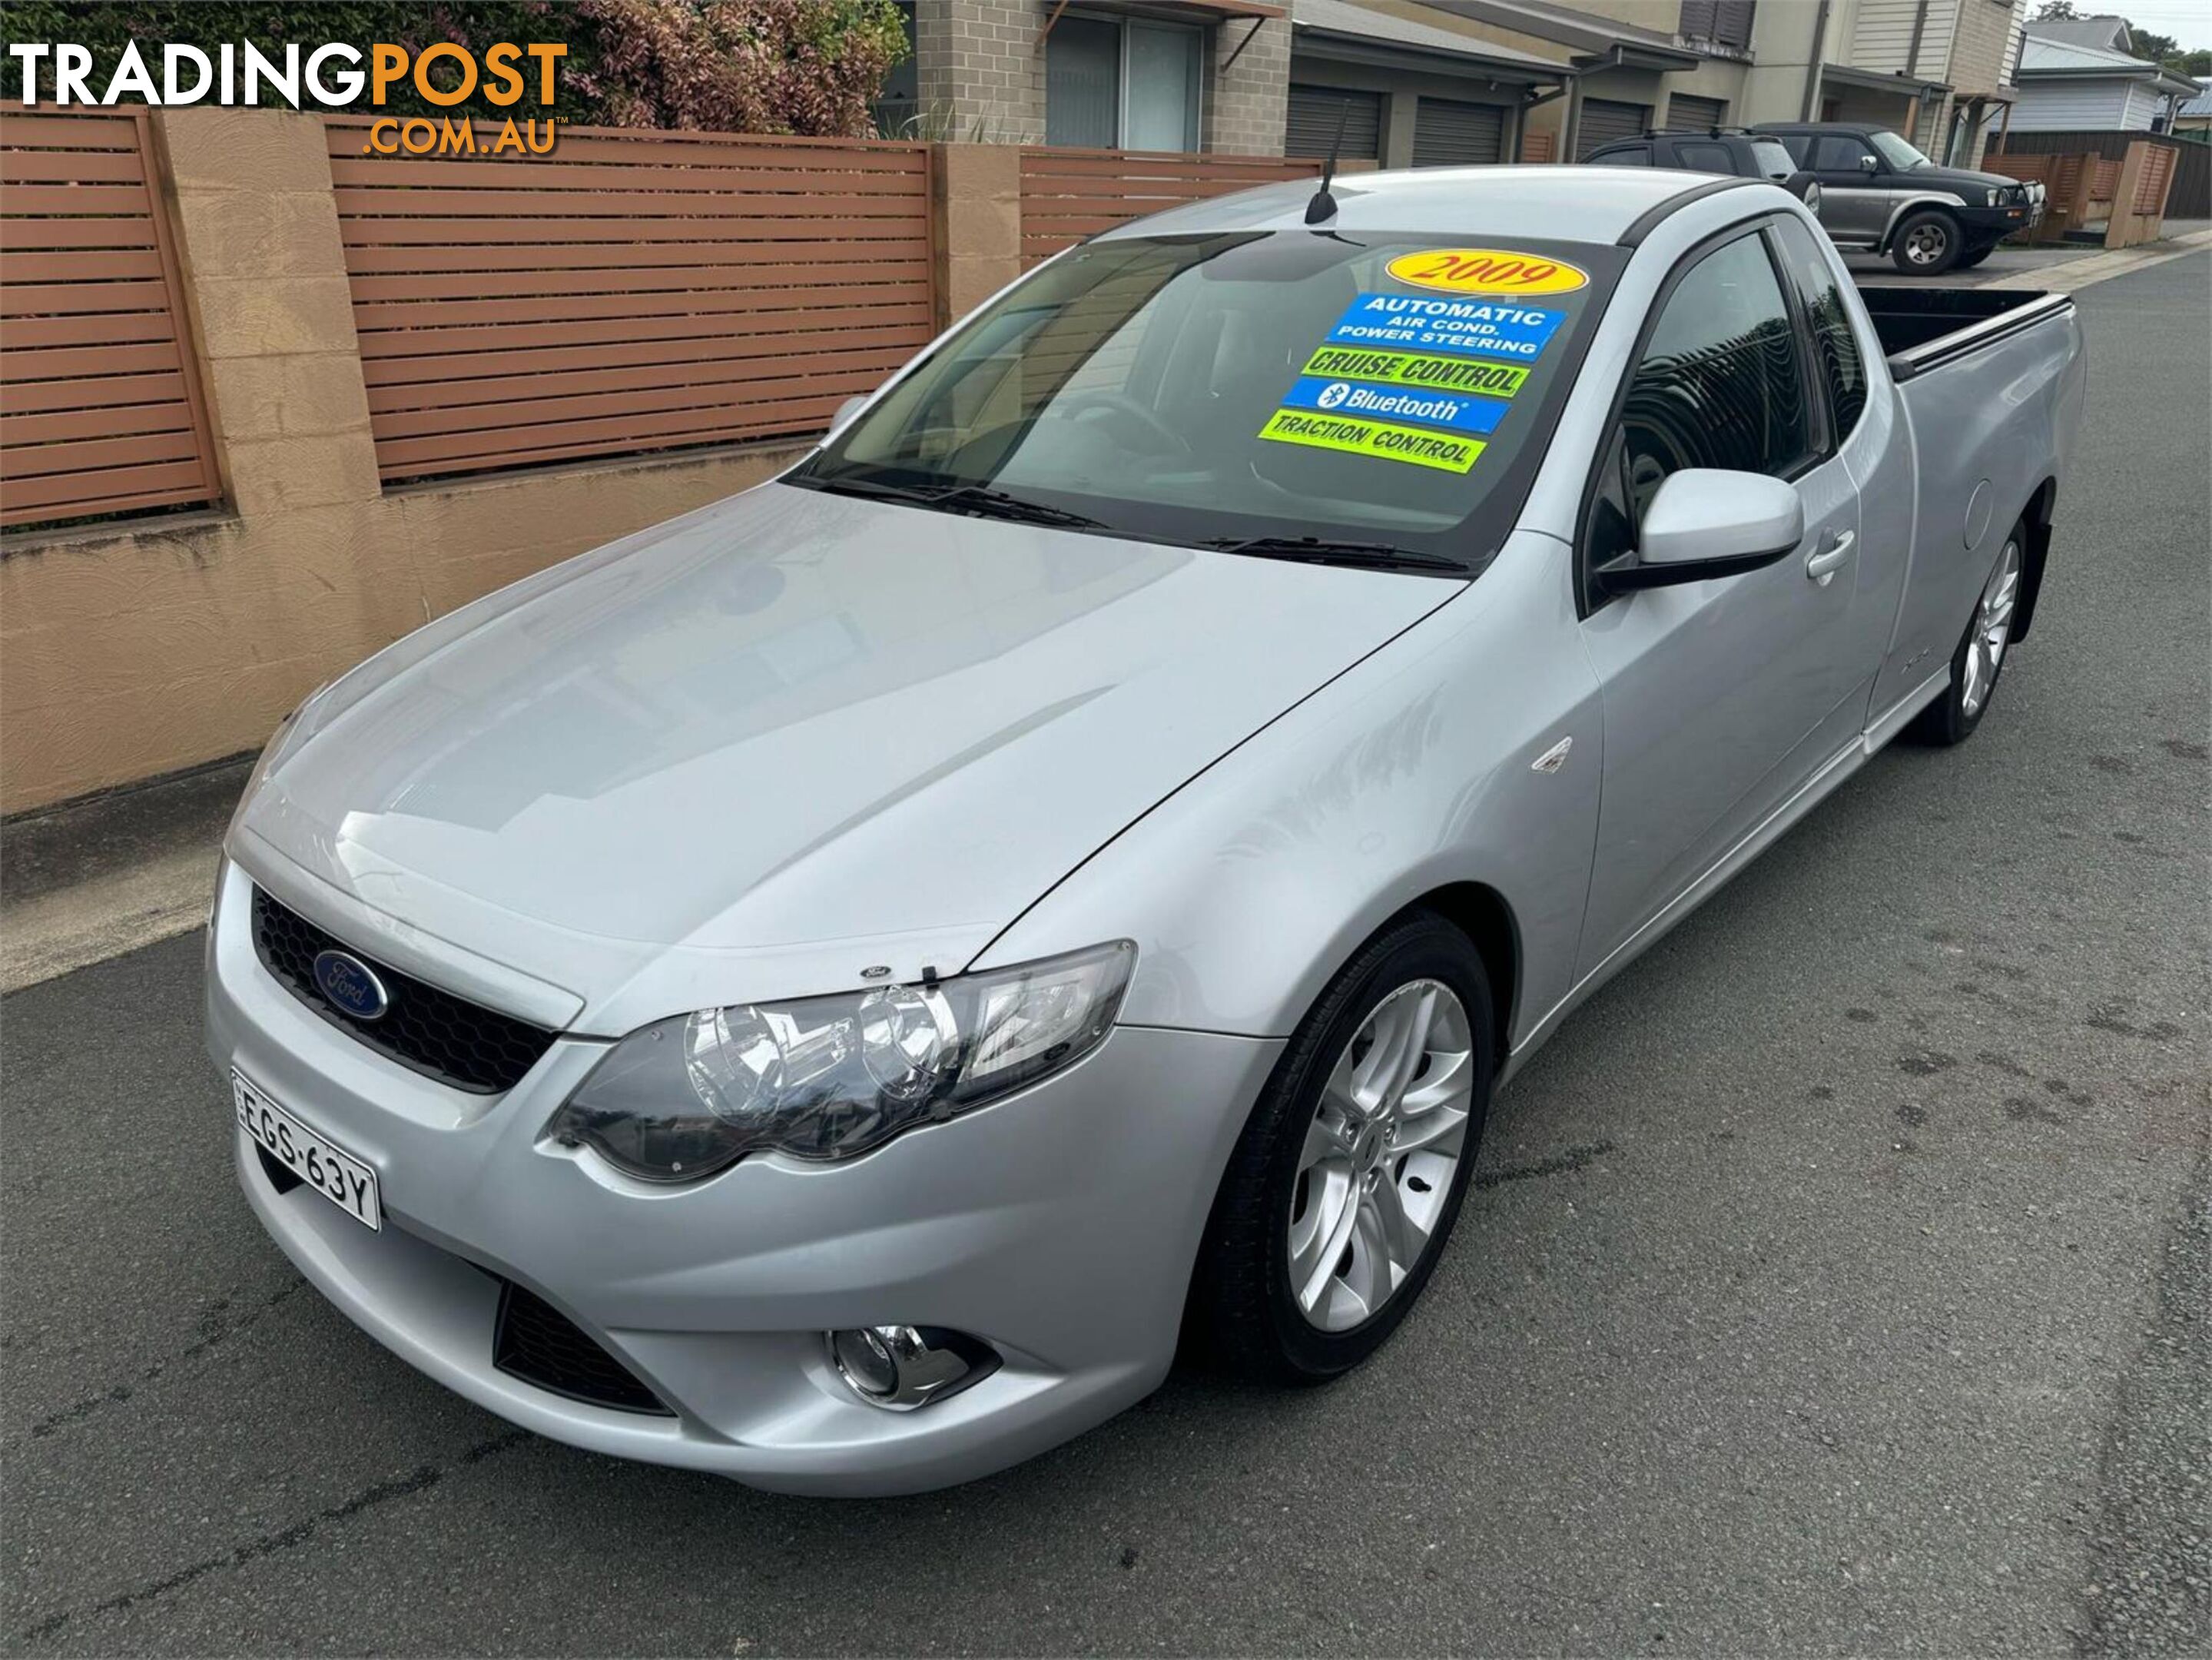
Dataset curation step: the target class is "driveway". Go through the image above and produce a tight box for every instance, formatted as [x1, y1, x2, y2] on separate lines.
[4, 250, 2206, 1658]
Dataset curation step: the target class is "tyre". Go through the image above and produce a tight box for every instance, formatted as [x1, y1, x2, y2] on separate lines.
[1906, 523, 2025, 746]
[1890, 209, 1962, 275]
[1953, 242, 1997, 270]
[1189, 911, 1494, 1384]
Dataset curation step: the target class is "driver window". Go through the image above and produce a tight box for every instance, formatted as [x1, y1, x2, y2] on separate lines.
[1586, 228, 1811, 589]
[1617, 231, 1811, 519]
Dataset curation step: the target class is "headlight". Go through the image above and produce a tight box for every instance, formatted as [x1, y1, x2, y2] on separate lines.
[547, 941, 1136, 1182]
[1985, 187, 2005, 208]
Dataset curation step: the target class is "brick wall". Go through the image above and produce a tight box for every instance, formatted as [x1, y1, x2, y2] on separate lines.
[915, 0, 1046, 141]
[1206, 16, 1291, 156]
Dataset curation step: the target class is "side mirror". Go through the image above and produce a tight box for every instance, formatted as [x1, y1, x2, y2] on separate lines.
[828, 394, 867, 437]
[1858, 151, 1880, 174]
[1597, 470, 1804, 593]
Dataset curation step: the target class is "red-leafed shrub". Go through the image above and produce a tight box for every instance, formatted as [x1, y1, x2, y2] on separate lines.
[577, 0, 909, 135]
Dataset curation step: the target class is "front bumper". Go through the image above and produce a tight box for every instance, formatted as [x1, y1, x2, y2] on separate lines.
[1964, 199, 2041, 240]
[205, 862, 1282, 1495]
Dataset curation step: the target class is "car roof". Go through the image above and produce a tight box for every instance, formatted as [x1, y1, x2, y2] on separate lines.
[1090, 164, 1736, 247]
[1753, 121, 1881, 135]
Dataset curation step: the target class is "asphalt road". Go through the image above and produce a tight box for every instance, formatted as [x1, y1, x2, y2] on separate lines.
[5, 252, 2207, 1658]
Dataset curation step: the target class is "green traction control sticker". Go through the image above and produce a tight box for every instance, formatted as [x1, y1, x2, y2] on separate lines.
[1257, 410, 1486, 473]
[1297, 347, 1530, 399]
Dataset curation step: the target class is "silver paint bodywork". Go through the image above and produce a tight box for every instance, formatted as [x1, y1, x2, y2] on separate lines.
[207, 169, 2086, 1493]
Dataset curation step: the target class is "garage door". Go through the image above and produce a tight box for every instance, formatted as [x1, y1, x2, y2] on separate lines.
[1576, 98, 1650, 159]
[1411, 98, 1506, 167]
[1286, 85, 1382, 161]
[1666, 93, 1727, 131]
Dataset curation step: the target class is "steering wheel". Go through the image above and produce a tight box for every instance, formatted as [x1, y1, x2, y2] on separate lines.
[1052, 390, 1194, 457]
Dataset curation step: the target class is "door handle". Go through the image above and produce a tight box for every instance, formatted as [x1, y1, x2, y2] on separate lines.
[1805, 530, 1855, 586]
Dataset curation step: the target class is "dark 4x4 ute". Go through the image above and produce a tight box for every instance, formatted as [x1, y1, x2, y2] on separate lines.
[1583, 128, 1822, 214]
[1753, 122, 2042, 274]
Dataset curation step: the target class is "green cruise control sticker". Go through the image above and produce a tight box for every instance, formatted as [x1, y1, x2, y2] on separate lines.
[1297, 347, 1530, 399]
[1257, 409, 1485, 473]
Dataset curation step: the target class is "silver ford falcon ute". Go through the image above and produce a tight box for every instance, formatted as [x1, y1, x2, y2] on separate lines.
[208, 166, 2085, 1496]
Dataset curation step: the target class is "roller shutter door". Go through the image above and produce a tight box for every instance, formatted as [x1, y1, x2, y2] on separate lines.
[1286, 85, 1382, 160]
[1666, 93, 1727, 131]
[1576, 98, 1650, 158]
[1411, 98, 1505, 167]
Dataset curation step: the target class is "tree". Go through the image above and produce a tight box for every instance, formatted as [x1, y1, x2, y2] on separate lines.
[2031, 0, 2078, 18]
[2130, 25, 2179, 61]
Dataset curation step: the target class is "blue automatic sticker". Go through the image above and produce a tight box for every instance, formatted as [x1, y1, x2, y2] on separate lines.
[1276, 377, 1509, 437]
[1325, 292, 1566, 362]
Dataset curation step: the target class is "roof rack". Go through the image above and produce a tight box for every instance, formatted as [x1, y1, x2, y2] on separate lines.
[1639, 125, 1756, 140]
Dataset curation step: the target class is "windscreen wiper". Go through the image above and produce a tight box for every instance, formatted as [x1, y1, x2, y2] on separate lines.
[1202, 536, 1466, 575]
[798, 473, 1106, 530]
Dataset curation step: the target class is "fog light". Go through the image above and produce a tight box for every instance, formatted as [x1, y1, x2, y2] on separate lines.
[825, 1325, 999, 1410]
[829, 1326, 900, 1396]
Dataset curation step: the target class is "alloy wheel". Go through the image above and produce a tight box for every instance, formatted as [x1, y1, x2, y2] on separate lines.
[1960, 537, 2021, 718]
[1287, 978, 1474, 1333]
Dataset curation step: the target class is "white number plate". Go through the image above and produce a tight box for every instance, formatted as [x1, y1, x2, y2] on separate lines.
[233, 1071, 381, 1231]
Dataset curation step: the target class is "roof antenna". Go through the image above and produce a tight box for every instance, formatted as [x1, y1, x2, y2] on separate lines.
[1305, 99, 1351, 225]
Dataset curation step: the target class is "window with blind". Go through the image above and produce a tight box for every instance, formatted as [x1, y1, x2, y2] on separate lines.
[1677, 0, 1756, 50]
[1046, 16, 1203, 151]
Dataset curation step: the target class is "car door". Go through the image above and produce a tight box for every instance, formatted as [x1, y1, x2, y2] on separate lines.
[1769, 213, 1901, 722]
[1572, 222, 1862, 979]
[1807, 134, 1889, 247]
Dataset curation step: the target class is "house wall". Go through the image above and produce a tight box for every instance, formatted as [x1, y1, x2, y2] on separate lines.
[1652, 57, 1751, 125]
[914, 0, 1046, 140]
[2121, 81, 2164, 129]
[2008, 77, 2144, 131]
[1824, 81, 1922, 131]
[1207, 15, 1292, 154]
[1948, 0, 2018, 96]
[1739, 0, 1830, 123]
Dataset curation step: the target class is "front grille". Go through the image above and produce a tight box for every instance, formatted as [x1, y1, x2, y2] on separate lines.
[250, 887, 557, 1094]
[492, 1281, 672, 1416]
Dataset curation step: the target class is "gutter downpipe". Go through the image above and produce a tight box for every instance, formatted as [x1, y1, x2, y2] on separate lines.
[1561, 45, 1627, 161]
[1799, 0, 1832, 121]
[1519, 69, 1574, 161]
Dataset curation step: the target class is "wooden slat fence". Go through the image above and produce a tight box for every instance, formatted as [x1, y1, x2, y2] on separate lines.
[0, 106, 221, 529]
[324, 120, 937, 483]
[1019, 148, 1322, 267]
[2132, 143, 2175, 214]
[1991, 128, 2207, 218]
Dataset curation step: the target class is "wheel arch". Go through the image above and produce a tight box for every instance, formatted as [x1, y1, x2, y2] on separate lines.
[2013, 476, 2058, 642]
[1878, 192, 1968, 251]
[1391, 881, 1521, 1074]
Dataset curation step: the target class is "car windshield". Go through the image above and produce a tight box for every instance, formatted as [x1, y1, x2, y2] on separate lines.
[1750, 139, 1797, 180]
[787, 231, 1623, 570]
[1869, 131, 1935, 171]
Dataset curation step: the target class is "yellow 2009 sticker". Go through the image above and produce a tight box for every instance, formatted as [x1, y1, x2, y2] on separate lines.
[1385, 248, 1589, 297]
